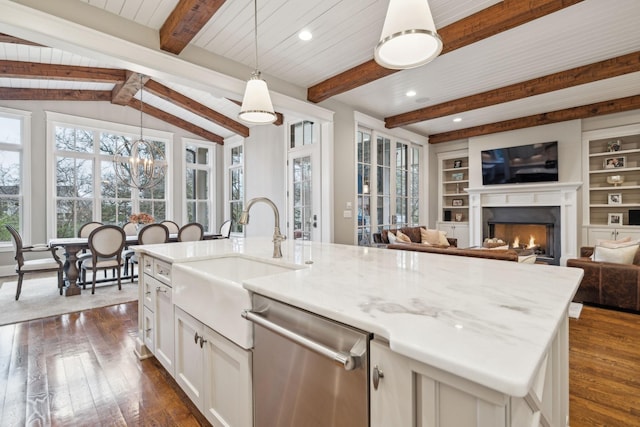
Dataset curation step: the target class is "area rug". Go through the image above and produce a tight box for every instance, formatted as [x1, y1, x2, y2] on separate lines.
[0, 276, 138, 326]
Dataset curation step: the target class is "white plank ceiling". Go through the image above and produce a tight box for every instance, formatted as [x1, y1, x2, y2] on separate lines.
[0, 0, 639, 140]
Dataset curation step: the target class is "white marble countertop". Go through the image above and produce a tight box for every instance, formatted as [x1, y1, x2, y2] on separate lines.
[135, 237, 583, 397]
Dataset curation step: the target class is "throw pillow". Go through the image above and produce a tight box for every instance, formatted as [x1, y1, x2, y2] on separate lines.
[518, 254, 537, 264]
[395, 230, 412, 243]
[420, 228, 450, 247]
[596, 236, 634, 248]
[387, 231, 397, 244]
[593, 244, 639, 264]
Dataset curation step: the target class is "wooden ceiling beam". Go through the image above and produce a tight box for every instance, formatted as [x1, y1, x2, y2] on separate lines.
[145, 79, 249, 137]
[160, 0, 227, 55]
[0, 33, 44, 47]
[128, 98, 224, 145]
[386, 51, 640, 128]
[307, 0, 583, 103]
[111, 71, 149, 106]
[0, 60, 125, 82]
[0, 88, 112, 101]
[428, 95, 640, 144]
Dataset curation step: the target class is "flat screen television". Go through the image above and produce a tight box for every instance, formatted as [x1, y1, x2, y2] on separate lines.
[481, 141, 558, 185]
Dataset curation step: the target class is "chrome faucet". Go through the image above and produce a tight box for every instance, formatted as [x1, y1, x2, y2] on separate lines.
[239, 197, 286, 258]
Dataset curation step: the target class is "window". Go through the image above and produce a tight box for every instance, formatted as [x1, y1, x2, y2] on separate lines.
[356, 124, 422, 245]
[185, 141, 214, 232]
[0, 108, 30, 246]
[357, 129, 371, 245]
[229, 144, 244, 234]
[48, 113, 171, 238]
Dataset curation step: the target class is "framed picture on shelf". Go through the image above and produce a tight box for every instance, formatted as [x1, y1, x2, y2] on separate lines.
[607, 140, 622, 152]
[608, 193, 622, 204]
[452, 172, 464, 181]
[452, 199, 464, 207]
[608, 213, 623, 226]
[604, 156, 625, 169]
[453, 160, 462, 168]
[454, 213, 463, 222]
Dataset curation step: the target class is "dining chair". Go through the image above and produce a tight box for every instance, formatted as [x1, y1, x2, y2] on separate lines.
[219, 219, 232, 239]
[5, 225, 64, 300]
[178, 222, 204, 242]
[77, 221, 104, 283]
[122, 221, 138, 236]
[160, 220, 180, 235]
[128, 223, 169, 282]
[80, 225, 126, 294]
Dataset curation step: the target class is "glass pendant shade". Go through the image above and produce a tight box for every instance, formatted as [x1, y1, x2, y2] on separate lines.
[374, 0, 443, 70]
[238, 71, 277, 124]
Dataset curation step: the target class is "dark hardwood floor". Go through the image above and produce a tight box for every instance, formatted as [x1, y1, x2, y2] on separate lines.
[0, 301, 638, 426]
[0, 302, 207, 426]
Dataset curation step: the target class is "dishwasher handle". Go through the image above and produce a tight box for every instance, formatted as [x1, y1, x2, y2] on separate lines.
[242, 310, 359, 371]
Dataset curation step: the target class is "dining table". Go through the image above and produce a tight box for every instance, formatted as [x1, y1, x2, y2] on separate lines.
[49, 232, 221, 296]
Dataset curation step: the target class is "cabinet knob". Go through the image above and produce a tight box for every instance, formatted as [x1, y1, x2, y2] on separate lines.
[194, 332, 199, 344]
[199, 337, 207, 348]
[156, 286, 167, 294]
[373, 365, 384, 390]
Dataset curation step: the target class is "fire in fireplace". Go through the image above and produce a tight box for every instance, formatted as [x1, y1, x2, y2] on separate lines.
[483, 206, 561, 265]
[492, 223, 548, 256]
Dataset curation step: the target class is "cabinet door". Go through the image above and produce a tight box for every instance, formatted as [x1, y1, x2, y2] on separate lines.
[616, 228, 640, 242]
[370, 341, 412, 426]
[154, 281, 174, 376]
[202, 327, 253, 427]
[174, 307, 205, 407]
[142, 273, 155, 309]
[588, 227, 619, 245]
[142, 306, 154, 352]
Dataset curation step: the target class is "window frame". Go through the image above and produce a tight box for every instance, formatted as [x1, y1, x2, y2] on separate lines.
[46, 111, 173, 239]
[182, 138, 216, 232]
[0, 106, 31, 250]
[224, 137, 244, 236]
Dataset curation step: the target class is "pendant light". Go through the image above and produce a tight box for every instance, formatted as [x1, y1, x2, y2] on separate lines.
[374, 0, 443, 70]
[238, 0, 277, 124]
[113, 73, 167, 191]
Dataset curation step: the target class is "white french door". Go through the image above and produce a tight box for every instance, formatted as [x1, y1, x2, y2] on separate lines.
[287, 145, 321, 241]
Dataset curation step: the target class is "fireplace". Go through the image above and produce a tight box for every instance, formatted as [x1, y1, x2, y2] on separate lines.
[483, 206, 561, 265]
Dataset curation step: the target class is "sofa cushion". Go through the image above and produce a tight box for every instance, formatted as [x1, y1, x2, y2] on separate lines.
[387, 231, 397, 244]
[518, 254, 537, 264]
[596, 236, 634, 248]
[593, 243, 639, 264]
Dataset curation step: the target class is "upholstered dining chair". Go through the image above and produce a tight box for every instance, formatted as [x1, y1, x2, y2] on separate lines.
[5, 225, 64, 300]
[128, 223, 169, 282]
[178, 222, 204, 242]
[80, 225, 126, 294]
[160, 220, 180, 235]
[218, 219, 232, 239]
[122, 221, 138, 236]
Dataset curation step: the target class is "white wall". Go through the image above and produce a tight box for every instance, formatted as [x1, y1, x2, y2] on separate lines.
[242, 124, 287, 237]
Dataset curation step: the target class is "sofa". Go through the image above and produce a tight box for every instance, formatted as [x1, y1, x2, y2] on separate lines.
[372, 226, 457, 248]
[373, 226, 530, 263]
[567, 246, 640, 312]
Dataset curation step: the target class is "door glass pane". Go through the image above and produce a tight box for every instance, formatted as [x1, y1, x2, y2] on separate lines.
[292, 156, 312, 240]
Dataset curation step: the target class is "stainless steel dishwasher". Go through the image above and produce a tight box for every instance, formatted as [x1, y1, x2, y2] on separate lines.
[243, 294, 370, 427]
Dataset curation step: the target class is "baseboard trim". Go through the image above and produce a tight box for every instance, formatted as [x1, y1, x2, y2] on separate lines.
[0, 265, 16, 277]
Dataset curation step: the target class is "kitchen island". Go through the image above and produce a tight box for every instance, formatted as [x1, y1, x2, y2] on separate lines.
[134, 237, 582, 427]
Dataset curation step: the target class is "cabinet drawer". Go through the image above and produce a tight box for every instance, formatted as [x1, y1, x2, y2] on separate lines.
[142, 256, 154, 276]
[154, 259, 171, 284]
[142, 306, 155, 352]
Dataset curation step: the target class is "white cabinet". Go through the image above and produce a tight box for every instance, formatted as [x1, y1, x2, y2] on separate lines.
[175, 306, 253, 427]
[152, 278, 174, 375]
[370, 319, 569, 427]
[586, 226, 640, 246]
[582, 124, 640, 243]
[438, 149, 469, 225]
[437, 222, 469, 248]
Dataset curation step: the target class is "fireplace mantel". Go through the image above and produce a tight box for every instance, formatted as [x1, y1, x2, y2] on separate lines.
[466, 182, 582, 265]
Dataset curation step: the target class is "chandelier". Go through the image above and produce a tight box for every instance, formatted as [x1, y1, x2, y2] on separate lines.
[113, 73, 167, 191]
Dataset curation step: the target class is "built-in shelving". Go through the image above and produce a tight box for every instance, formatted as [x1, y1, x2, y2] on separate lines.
[582, 124, 640, 244]
[437, 150, 470, 247]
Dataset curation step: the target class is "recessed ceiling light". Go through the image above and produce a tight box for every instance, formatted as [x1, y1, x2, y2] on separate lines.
[299, 30, 312, 41]
[405, 90, 416, 97]
[453, 117, 462, 122]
